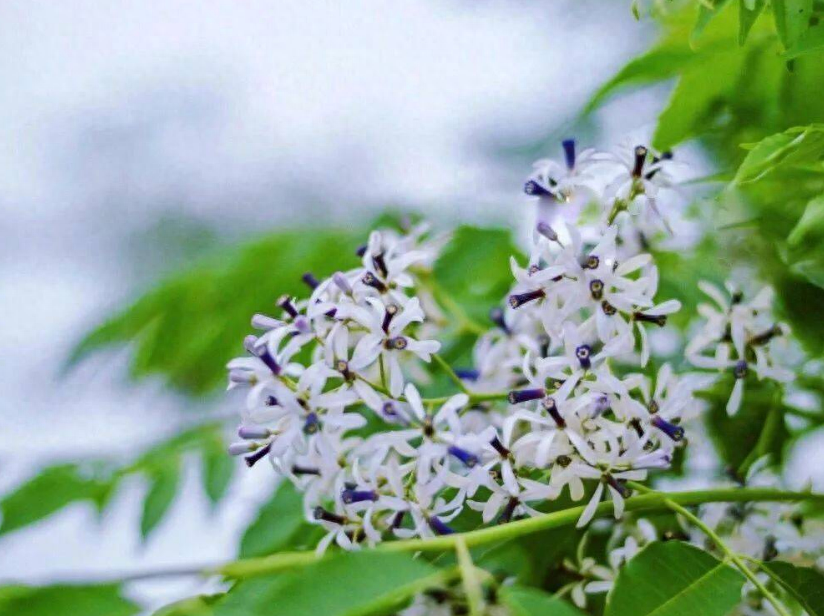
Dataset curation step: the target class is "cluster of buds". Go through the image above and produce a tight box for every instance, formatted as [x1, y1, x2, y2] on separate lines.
[226, 139, 701, 552]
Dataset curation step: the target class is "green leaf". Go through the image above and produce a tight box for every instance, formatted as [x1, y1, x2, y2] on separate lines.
[433, 226, 523, 324]
[693, 0, 732, 43]
[702, 377, 788, 473]
[140, 457, 181, 540]
[764, 561, 824, 615]
[653, 50, 744, 150]
[584, 42, 697, 113]
[153, 595, 223, 616]
[500, 586, 586, 616]
[214, 552, 440, 616]
[202, 440, 235, 506]
[787, 193, 824, 248]
[734, 125, 824, 184]
[739, 0, 766, 44]
[239, 482, 320, 558]
[0, 584, 139, 616]
[772, 0, 813, 50]
[784, 20, 824, 58]
[0, 465, 113, 536]
[68, 228, 363, 394]
[605, 541, 744, 616]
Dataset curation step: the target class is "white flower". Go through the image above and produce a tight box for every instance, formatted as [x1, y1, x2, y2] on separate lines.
[347, 297, 441, 396]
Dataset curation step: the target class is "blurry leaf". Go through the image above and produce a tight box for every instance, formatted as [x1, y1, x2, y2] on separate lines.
[433, 226, 523, 323]
[69, 229, 363, 394]
[477, 526, 580, 586]
[239, 483, 320, 558]
[701, 377, 788, 473]
[787, 193, 824, 247]
[141, 456, 181, 540]
[734, 124, 824, 184]
[500, 586, 585, 616]
[214, 552, 440, 616]
[605, 541, 744, 616]
[0, 584, 138, 616]
[693, 0, 732, 43]
[202, 439, 234, 506]
[0, 465, 114, 536]
[653, 50, 744, 149]
[784, 20, 824, 58]
[772, 0, 813, 50]
[739, 0, 766, 44]
[765, 561, 824, 615]
[153, 595, 223, 616]
[585, 42, 696, 113]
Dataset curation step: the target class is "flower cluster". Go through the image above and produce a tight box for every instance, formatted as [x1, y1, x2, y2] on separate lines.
[686, 281, 792, 415]
[225, 139, 699, 552]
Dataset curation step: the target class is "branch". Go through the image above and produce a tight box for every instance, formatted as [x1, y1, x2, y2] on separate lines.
[56, 487, 821, 585]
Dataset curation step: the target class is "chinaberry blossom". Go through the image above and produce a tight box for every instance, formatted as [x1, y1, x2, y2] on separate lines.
[225, 137, 701, 550]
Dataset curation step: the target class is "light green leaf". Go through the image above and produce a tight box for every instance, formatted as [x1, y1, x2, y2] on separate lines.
[0, 584, 139, 616]
[693, 0, 732, 43]
[584, 43, 697, 113]
[500, 586, 586, 616]
[238, 483, 320, 558]
[787, 194, 824, 247]
[772, 0, 813, 50]
[140, 457, 181, 540]
[738, 0, 766, 44]
[214, 551, 440, 616]
[605, 541, 744, 616]
[734, 124, 824, 184]
[68, 229, 363, 394]
[784, 21, 824, 58]
[153, 595, 222, 616]
[764, 561, 824, 615]
[0, 465, 114, 536]
[653, 50, 744, 149]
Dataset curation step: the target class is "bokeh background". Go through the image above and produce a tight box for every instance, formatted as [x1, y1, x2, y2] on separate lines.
[2, 1, 821, 613]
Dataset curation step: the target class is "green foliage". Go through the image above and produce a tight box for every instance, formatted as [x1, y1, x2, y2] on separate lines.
[0, 584, 138, 616]
[0, 464, 114, 536]
[68, 229, 364, 394]
[0, 423, 233, 541]
[433, 225, 524, 324]
[238, 482, 321, 558]
[739, 0, 766, 44]
[499, 585, 586, 616]
[213, 552, 440, 616]
[700, 377, 789, 474]
[605, 541, 744, 616]
[140, 456, 182, 539]
[153, 595, 223, 616]
[764, 561, 824, 615]
[772, 0, 814, 49]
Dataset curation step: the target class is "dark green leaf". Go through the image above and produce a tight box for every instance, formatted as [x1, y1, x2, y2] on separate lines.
[0, 584, 139, 616]
[605, 541, 744, 616]
[214, 551, 440, 616]
[239, 483, 320, 558]
[772, 0, 813, 50]
[433, 226, 523, 324]
[500, 586, 586, 616]
[141, 457, 181, 540]
[68, 229, 363, 394]
[0, 465, 114, 536]
[739, 0, 766, 44]
[765, 561, 824, 615]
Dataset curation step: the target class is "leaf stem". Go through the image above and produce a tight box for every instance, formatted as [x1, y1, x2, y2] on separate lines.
[432, 353, 471, 395]
[455, 536, 484, 616]
[217, 487, 820, 580]
[628, 482, 791, 616]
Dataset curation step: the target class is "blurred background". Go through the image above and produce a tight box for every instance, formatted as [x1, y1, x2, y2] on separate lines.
[2, 1, 821, 613]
